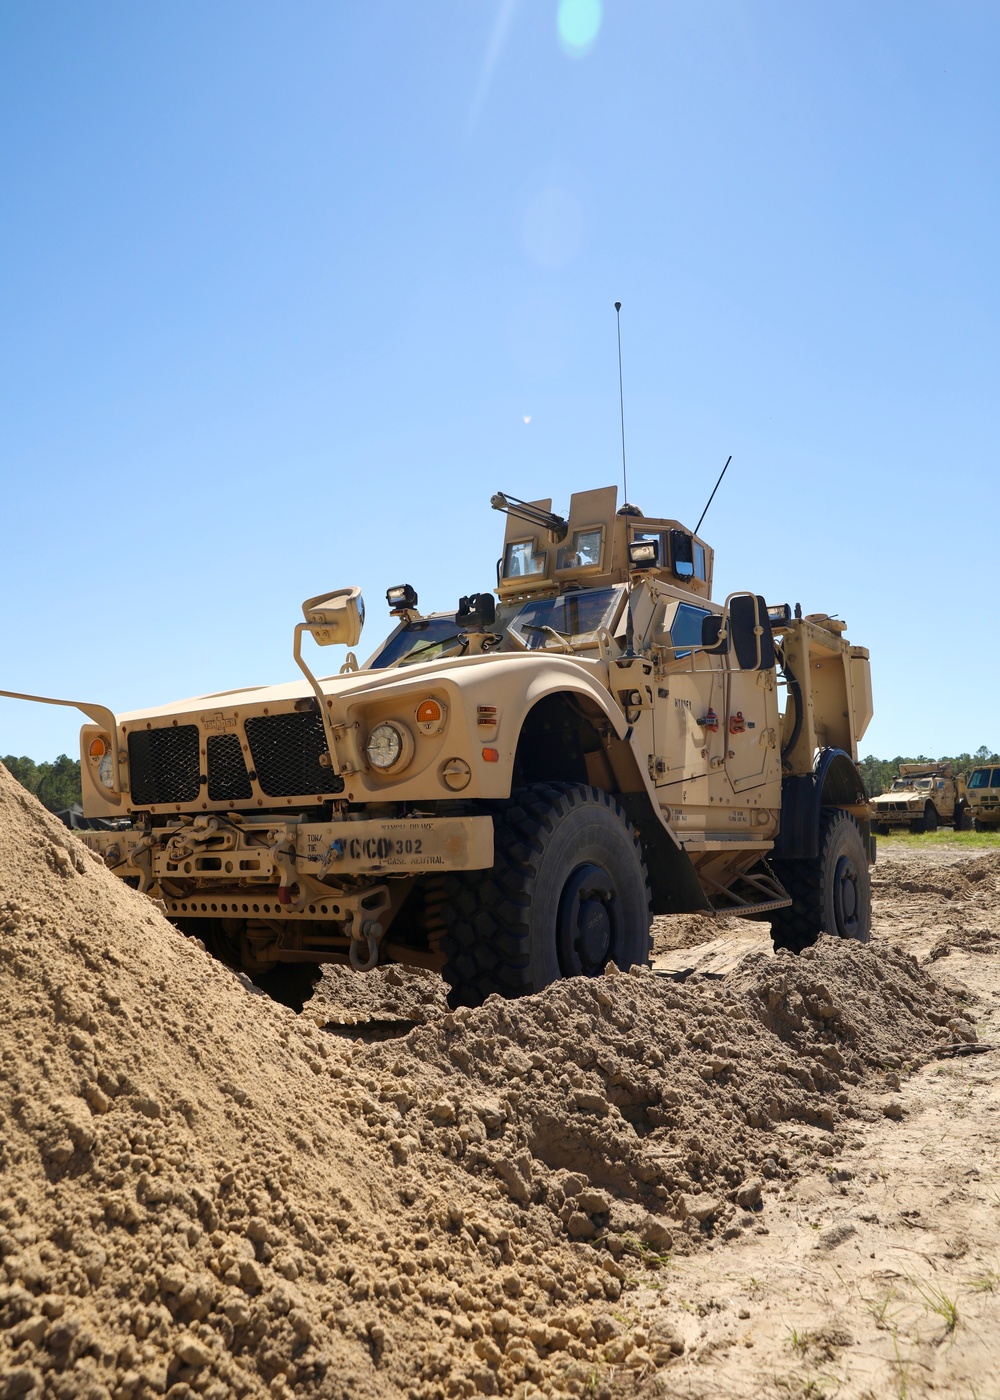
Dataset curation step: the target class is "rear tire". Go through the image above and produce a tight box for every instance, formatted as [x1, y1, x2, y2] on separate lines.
[954, 801, 970, 832]
[769, 809, 872, 954]
[441, 783, 652, 1007]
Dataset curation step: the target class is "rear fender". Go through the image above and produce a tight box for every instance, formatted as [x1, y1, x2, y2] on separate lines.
[773, 747, 872, 862]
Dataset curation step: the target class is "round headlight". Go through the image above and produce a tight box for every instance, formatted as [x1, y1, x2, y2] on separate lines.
[367, 722, 404, 770]
[98, 751, 115, 789]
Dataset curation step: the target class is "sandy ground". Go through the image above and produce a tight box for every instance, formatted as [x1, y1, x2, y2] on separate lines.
[1, 759, 998, 1400]
[624, 846, 1000, 1400]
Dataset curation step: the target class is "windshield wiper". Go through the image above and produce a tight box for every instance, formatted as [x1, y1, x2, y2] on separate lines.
[522, 624, 574, 653]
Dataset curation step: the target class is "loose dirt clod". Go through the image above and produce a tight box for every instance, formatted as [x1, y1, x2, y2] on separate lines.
[0, 763, 980, 1398]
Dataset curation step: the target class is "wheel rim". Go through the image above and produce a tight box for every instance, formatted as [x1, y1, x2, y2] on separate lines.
[832, 854, 861, 938]
[556, 863, 622, 976]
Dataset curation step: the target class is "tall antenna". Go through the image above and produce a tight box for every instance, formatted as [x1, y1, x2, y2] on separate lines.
[615, 301, 638, 659]
[614, 301, 627, 506]
[694, 454, 733, 535]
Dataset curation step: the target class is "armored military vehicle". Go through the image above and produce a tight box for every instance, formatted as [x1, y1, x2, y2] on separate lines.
[3, 486, 874, 1004]
[869, 762, 968, 834]
[966, 764, 1000, 831]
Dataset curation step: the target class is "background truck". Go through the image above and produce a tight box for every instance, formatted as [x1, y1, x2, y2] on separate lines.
[869, 762, 969, 834]
[3, 485, 875, 1006]
[966, 764, 1000, 831]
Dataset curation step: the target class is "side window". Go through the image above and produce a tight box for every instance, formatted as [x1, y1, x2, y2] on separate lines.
[504, 540, 545, 578]
[670, 603, 711, 658]
[556, 526, 604, 571]
[694, 542, 707, 581]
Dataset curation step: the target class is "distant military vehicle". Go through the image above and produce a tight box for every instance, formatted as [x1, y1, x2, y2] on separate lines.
[3, 485, 875, 1004]
[966, 764, 1000, 831]
[869, 762, 969, 834]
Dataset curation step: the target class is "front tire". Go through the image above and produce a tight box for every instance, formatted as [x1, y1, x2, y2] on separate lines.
[769, 809, 872, 954]
[923, 804, 939, 834]
[441, 783, 652, 1007]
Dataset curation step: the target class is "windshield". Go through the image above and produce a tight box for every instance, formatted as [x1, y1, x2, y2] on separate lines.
[970, 768, 1000, 789]
[369, 617, 463, 669]
[510, 587, 623, 651]
[892, 777, 932, 790]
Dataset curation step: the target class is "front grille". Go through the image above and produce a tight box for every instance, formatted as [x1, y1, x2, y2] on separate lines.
[128, 726, 201, 806]
[245, 711, 344, 797]
[207, 733, 253, 801]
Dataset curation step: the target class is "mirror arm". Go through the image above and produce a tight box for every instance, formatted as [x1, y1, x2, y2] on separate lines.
[292, 625, 345, 779]
[0, 689, 124, 804]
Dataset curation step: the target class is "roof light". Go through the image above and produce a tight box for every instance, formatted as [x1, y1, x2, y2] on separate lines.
[387, 583, 418, 613]
[628, 539, 659, 569]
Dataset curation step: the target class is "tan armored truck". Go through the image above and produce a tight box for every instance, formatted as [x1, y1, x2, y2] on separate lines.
[869, 762, 968, 834]
[3, 486, 875, 1005]
[966, 765, 1000, 831]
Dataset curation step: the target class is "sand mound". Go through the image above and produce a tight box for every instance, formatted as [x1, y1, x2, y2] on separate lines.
[873, 851, 1000, 906]
[0, 761, 977, 1399]
[306, 965, 449, 1033]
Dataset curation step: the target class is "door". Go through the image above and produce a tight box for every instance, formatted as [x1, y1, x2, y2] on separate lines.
[652, 601, 728, 815]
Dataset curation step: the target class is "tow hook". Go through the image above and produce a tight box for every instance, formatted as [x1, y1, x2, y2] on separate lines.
[349, 918, 385, 972]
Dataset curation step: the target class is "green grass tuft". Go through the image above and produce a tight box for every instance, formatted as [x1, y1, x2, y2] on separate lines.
[876, 829, 1000, 850]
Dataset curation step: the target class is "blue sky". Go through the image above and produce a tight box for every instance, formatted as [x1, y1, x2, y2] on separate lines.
[1, 0, 997, 763]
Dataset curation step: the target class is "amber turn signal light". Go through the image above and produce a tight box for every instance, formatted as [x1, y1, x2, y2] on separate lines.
[416, 699, 442, 725]
[89, 737, 108, 759]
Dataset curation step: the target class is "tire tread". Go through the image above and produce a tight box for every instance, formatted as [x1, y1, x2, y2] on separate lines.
[441, 782, 651, 1007]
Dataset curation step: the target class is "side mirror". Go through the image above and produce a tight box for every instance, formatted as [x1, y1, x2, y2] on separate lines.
[729, 593, 774, 670]
[302, 587, 366, 647]
[700, 614, 730, 654]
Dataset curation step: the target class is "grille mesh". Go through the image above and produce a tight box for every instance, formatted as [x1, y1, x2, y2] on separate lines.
[128, 726, 201, 806]
[207, 733, 253, 801]
[245, 711, 344, 797]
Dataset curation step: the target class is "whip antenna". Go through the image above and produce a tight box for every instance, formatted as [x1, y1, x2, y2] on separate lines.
[614, 301, 639, 658]
[615, 301, 627, 506]
[695, 454, 733, 535]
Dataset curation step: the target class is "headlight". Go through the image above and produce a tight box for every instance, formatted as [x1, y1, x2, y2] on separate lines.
[89, 735, 116, 790]
[367, 722, 404, 770]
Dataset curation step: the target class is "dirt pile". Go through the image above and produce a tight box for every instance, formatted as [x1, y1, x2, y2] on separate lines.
[0, 761, 978, 1400]
[350, 941, 974, 1262]
[873, 850, 1000, 905]
[306, 965, 449, 1032]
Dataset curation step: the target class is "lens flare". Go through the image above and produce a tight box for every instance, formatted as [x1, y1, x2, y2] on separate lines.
[557, 0, 602, 56]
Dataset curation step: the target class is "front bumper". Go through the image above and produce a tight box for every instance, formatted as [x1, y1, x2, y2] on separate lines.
[79, 813, 494, 915]
[870, 806, 925, 827]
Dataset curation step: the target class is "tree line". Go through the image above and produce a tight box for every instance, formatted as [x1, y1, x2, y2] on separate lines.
[2, 755, 82, 811]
